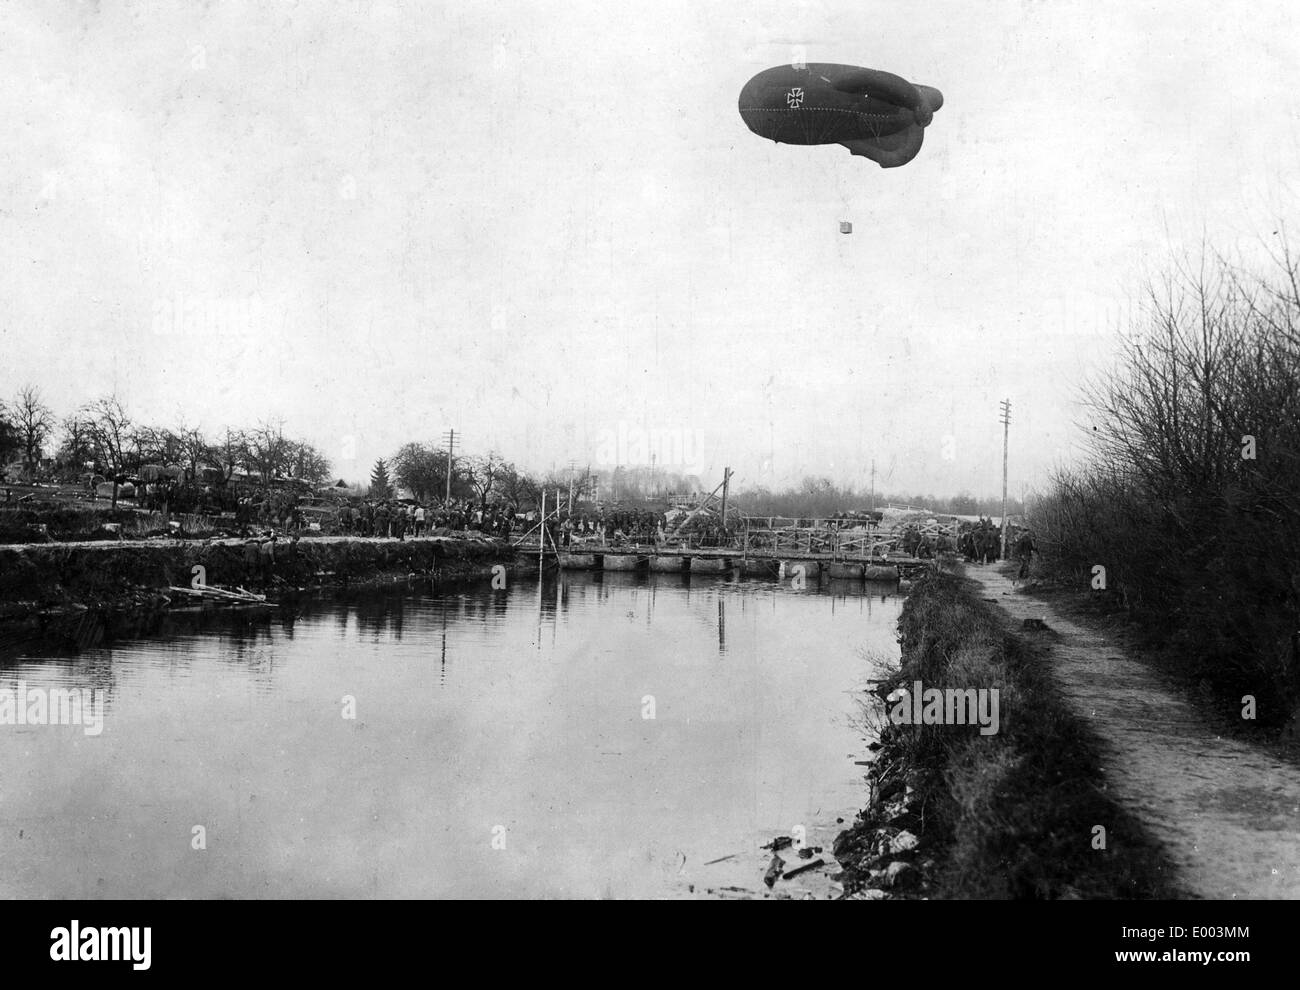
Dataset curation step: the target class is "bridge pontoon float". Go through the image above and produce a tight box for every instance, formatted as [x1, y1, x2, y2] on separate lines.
[825, 562, 863, 579]
[689, 556, 730, 574]
[648, 555, 686, 572]
[783, 560, 820, 580]
[601, 553, 642, 571]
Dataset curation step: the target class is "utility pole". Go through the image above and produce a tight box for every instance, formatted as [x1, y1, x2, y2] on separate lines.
[999, 399, 1011, 559]
[443, 428, 456, 505]
[870, 458, 875, 511]
[567, 460, 577, 513]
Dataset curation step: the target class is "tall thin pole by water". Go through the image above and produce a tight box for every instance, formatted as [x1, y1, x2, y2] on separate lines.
[443, 428, 455, 505]
[536, 488, 544, 648]
[999, 399, 1011, 559]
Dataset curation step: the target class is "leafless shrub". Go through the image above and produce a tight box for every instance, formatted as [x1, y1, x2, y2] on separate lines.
[1033, 234, 1300, 720]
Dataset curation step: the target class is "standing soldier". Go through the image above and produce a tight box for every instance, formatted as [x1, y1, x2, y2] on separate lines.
[243, 535, 260, 585]
[259, 533, 277, 585]
[977, 518, 988, 563]
[902, 524, 921, 558]
[1014, 528, 1037, 581]
[283, 534, 302, 585]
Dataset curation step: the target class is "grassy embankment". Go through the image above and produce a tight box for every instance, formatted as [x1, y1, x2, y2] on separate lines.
[0, 537, 513, 621]
[834, 568, 1180, 899]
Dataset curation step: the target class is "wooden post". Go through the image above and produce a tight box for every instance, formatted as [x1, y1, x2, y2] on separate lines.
[719, 466, 731, 539]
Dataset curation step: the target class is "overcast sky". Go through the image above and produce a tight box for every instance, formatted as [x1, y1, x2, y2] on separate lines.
[3, 0, 1298, 496]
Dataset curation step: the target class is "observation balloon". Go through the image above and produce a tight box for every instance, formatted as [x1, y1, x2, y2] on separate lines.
[739, 63, 943, 168]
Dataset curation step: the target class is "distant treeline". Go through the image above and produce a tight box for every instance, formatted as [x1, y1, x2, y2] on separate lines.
[733, 478, 1023, 519]
[1031, 237, 1300, 728]
[2, 391, 1020, 521]
[0, 391, 332, 493]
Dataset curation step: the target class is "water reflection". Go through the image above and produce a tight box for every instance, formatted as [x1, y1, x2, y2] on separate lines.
[0, 572, 903, 898]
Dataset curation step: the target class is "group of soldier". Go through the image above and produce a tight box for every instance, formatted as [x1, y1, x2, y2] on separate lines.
[336, 500, 518, 538]
[232, 495, 522, 540]
[552, 507, 672, 547]
[337, 500, 424, 538]
[900, 525, 952, 559]
[240, 531, 303, 587]
[896, 517, 1037, 573]
[235, 492, 302, 532]
[955, 518, 1038, 576]
[958, 517, 1003, 564]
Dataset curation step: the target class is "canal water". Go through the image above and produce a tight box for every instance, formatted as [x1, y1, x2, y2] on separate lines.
[0, 572, 903, 899]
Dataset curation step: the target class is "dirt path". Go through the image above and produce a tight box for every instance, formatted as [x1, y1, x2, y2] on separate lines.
[968, 564, 1300, 900]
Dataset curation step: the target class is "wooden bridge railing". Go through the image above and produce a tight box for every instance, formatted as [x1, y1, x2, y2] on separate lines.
[741, 527, 896, 558]
[518, 524, 909, 558]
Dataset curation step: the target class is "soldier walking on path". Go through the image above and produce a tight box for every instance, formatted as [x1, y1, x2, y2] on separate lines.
[1014, 529, 1037, 584]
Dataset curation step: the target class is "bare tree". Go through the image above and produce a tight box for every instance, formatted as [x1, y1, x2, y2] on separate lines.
[209, 428, 246, 484]
[81, 395, 135, 507]
[1037, 239, 1300, 727]
[54, 416, 95, 480]
[242, 422, 291, 485]
[495, 463, 538, 514]
[467, 451, 506, 514]
[12, 385, 54, 469]
[173, 425, 210, 481]
[135, 426, 185, 467]
[286, 439, 332, 485]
